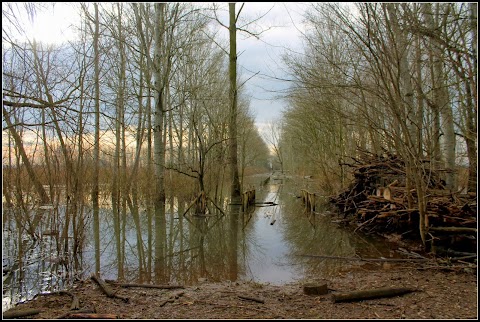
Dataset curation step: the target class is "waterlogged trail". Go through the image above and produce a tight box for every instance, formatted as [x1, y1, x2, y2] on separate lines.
[239, 179, 400, 285]
[3, 176, 401, 312]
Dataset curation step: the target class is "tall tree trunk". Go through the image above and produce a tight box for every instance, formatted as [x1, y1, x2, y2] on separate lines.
[112, 2, 126, 281]
[414, 22, 424, 158]
[92, 2, 101, 276]
[386, 4, 428, 245]
[422, 4, 442, 168]
[125, 55, 147, 282]
[112, 98, 122, 279]
[424, 3, 456, 189]
[154, 2, 167, 283]
[466, 3, 477, 192]
[146, 74, 153, 282]
[119, 2, 127, 280]
[229, 3, 241, 200]
[386, 4, 416, 148]
[435, 4, 455, 190]
[132, 2, 153, 281]
[72, 57, 86, 271]
[464, 84, 477, 192]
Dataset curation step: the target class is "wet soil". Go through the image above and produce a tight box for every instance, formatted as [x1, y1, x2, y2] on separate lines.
[4, 263, 477, 319]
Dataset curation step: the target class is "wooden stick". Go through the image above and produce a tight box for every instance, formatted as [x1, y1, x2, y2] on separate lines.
[3, 308, 41, 319]
[182, 193, 202, 216]
[331, 287, 417, 303]
[354, 215, 378, 232]
[388, 179, 399, 187]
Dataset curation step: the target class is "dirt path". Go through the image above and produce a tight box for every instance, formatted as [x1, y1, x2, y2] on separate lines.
[4, 264, 477, 319]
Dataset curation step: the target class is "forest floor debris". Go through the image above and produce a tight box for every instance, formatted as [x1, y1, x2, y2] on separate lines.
[5, 264, 477, 319]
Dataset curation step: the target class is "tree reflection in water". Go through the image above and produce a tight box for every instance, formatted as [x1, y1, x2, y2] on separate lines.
[3, 179, 395, 312]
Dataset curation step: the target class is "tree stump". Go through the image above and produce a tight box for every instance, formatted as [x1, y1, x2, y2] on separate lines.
[303, 282, 329, 295]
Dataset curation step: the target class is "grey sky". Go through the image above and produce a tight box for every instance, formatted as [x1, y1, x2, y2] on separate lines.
[7, 2, 309, 129]
[236, 3, 307, 126]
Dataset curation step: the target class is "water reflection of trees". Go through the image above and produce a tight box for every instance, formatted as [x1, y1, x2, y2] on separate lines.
[3, 207, 77, 312]
[279, 185, 359, 279]
[156, 197, 243, 285]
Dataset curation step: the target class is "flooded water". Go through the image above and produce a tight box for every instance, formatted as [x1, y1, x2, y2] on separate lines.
[2, 177, 397, 312]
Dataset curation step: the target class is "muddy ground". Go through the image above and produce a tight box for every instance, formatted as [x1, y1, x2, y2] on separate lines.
[4, 262, 477, 320]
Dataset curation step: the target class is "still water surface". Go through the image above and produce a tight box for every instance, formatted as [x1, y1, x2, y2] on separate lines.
[3, 178, 395, 312]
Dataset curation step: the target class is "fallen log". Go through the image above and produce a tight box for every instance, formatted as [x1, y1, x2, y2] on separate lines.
[255, 202, 278, 207]
[367, 195, 406, 206]
[297, 254, 429, 262]
[3, 308, 41, 319]
[238, 295, 265, 304]
[107, 282, 184, 289]
[449, 255, 478, 262]
[331, 287, 417, 303]
[91, 274, 129, 303]
[429, 227, 477, 233]
[433, 247, 477, 258]
[63, 313, 118, 319]
[383, 187, 392, 201]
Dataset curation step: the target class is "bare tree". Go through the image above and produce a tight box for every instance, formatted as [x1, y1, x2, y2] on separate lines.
[281, 3, 476, 246]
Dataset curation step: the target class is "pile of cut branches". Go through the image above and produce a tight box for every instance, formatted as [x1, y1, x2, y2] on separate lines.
[330, 151, 477, 254]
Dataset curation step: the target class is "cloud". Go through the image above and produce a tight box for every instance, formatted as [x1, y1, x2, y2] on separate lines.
[235, 3, 308, 127]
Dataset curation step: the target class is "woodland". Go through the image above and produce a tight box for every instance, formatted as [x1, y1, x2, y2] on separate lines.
[2, 2, 478, 318]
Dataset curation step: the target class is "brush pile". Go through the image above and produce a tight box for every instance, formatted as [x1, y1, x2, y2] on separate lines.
[329, 151, 477, 255]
